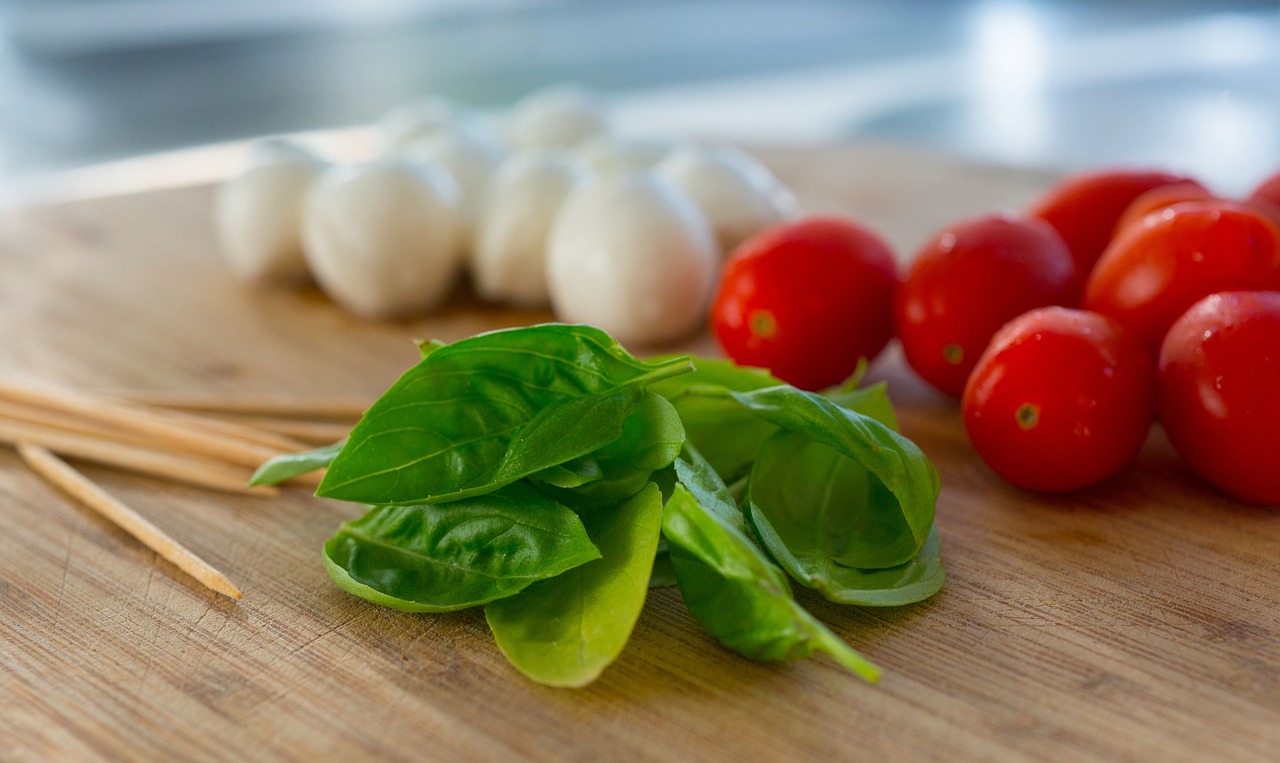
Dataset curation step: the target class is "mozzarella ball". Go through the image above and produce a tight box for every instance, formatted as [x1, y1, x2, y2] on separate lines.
[215, 141, 327, 285]
[378, 96, 497, 152]
[302, 161, 462, 318]
[504, 86, 609, 151]
[400, 131, 508, 256]
[547, 173, 718, 345]
[573, 134, 683, 177]
[473, 151, 590, 307]
[655, 145, 801, 253]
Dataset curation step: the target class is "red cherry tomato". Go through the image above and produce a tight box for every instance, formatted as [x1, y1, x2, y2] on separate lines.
[962, 307, 1155, 492]
[1249, 169, 1280, 210]
[1246, 169, 1280, 228]
[1029, 169, 1196, 290]
[710, 216, 898, 391]
[895, 213, 1076, 397]
[1084, 200, 1280, 352]
[1112, 181, 1214, 238]
[1158, 291, 1280, 505]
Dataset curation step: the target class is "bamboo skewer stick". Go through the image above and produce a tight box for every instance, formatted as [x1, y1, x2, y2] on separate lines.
[0, 418, 276, 495]
[0, 384, 300, 469]
[0, 399, 156, 449]
[19, 443, 243, 600]
[208, 415, 352, 445]
[112, 392, 369, 422]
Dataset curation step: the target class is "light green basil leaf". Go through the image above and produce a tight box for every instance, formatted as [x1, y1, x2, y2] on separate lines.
[322, 482, 599, 613]
[825, 380, 899, 432]
[711, 385, 938, 568]
[530, 392, 685, 507]
[249, 439, 346, 487]
[486, 483, 664, 687]
[748, 498, 946, 606]
[317, 324, 692, 505]
[662, 483, 880, 683]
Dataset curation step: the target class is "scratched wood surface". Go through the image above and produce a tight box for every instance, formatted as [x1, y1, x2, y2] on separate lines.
[1, 144, 1277, 763]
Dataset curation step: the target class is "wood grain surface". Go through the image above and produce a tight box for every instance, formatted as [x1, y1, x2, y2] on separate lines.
[1, 143, 1276, 762]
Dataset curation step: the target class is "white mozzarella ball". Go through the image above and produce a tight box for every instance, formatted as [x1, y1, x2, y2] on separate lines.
[504, 86, 609, 151]
[655, 145, 801, 253]
[378, 96, 497, 152]
[473, 151, 590, 307]
[302, 160, 462, 318]
[573, 134, 684, 178]
[546, 173, 718, 345]
[215, 140, 327, 285]
[399, 131, 508, 256]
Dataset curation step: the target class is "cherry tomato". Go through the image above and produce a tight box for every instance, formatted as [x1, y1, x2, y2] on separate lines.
[1249, 169, 1280, 211]
[962, 307, 1154, 492]
[895, 213, 1076, 397]
[710, 216, 898, 391]
[1246, 169, 1280, 228]
[1084, 200, 1280, 352]
[1112, 181, 1214, 238]
[1158, 291, 1280, 505]
[1028, 169, 1196, 290]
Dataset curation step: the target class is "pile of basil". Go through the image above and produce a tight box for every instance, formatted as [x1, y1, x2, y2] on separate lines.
[253, 324, 943, 687]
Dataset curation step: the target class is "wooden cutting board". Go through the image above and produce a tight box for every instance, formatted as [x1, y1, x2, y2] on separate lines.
[1, 144, 1276, 763]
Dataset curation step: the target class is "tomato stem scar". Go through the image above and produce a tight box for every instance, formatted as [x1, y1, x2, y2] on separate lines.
[942, 343, 964, 365]
[1015, 403, 1040, 430]
[748, 310, 778, 339]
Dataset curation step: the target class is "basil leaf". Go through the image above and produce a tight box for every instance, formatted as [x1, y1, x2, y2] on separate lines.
[322, 482, 600, 612]
[249, 439, 346, 487]
[530, 392, 685, 507]
[748, 510, 945, 606]
[317, 324, 692, 505]
[672, 443, 743, 531]
[649, 544, 677, 588]
[707, 385, 938, 568]
[651, 356, 781, 484]
[825, 381, 899, 432]
[663, 484, 880, 683]
[485, 483, 663, 687]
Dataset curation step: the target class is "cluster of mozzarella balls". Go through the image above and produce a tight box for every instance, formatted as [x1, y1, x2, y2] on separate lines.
[215, 87, 801, 345]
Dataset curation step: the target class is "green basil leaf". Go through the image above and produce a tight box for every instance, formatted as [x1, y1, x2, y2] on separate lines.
[672, 443, 743, 531]
[663, 484, 880, 683]
[825, 380, 899, 432]
[317, 324, 692, 505]
[249, 439, 346, 487]
[322, 482, 600, 612]
[748, 498, 946, 606]
[530, 392, 685, 507]
[485, 483, 663, 687]
[709, 385, 938, 568]
[649, 544, 677, 588]
[651, 356, 781, 484]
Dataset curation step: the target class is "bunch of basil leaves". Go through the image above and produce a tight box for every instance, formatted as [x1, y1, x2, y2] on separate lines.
[253, 324, 943, 688]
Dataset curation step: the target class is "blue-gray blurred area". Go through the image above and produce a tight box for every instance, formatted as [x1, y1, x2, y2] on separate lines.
[0, 0, 1277, 191]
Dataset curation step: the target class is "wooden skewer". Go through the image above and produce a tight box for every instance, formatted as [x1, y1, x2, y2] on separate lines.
[0, 398, 155, 448]
[113, 392, 369, 422]
[18, 443, 243, 600]
[208, 415, 352, 446]
[0, 384, 299, 469]
[0, 418, 276, 495]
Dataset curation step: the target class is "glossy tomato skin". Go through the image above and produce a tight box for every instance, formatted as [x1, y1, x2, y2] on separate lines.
[1084, 200, 1280, 352]
[895, 213, 1076, 398]
[1029, 169, 1196, 290]
[1158, 291, 1280, 505]
[1247, 170, 1280, 228]
[1112, 181, 1214, 238]
[962, 307, 1154, 492]
[710, 215, 898, 391]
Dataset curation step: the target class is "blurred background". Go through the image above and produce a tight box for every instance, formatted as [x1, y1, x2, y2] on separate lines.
[0, 0, 1277, 200]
